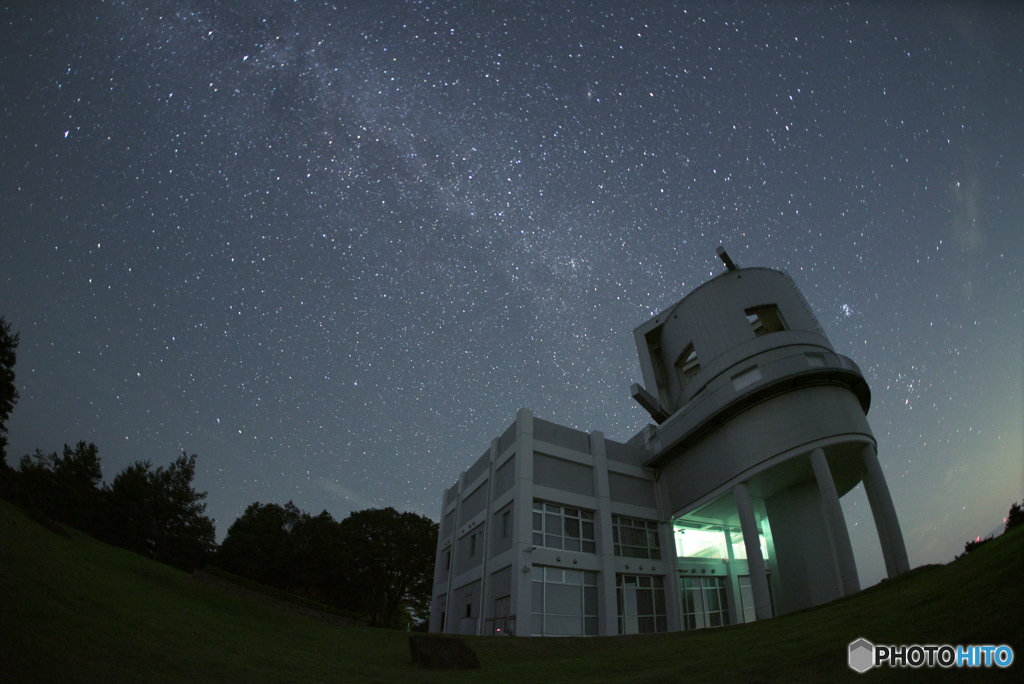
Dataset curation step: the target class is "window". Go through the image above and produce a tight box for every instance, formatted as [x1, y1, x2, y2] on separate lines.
[728, 529, 769, 561]
[612, 516, 662, 559]
[501, 510, 511, 538]
[675, 524, 728, 559]
[680, 575, 730, 630]
[530, 567, 599, 636]
[745, 305, 786, 337]
[469, 533, 477, 557]
[674, 343, 700, 391]
[532, 501, 596, 553]
[492, 595, 514, 636]
[445, 550, 451, 570]
[617, 575, 667, 634]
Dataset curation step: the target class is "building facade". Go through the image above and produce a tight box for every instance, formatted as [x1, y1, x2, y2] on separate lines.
[429, 252, 910, 637]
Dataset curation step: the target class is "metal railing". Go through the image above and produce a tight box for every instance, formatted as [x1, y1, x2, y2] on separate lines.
[483, 615, 517, 636]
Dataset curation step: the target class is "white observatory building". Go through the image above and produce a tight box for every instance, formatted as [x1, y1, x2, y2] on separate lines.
[429, 249, 910, 637]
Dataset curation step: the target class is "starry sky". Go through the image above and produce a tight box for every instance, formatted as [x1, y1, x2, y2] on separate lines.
[1, 1, 1021, 587]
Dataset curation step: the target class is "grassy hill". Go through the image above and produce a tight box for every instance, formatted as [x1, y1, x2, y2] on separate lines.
[1, 498, 1021, 683]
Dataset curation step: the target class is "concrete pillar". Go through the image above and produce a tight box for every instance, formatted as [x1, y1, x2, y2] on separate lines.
[474, 437, 499, 636]
[511, 409, 536, 636]
[861, 443, 911, 576]
[654, 476, 683, 633]
[589, 430, 620, 636]
[733, 482, 772, 621]
[809, 447, 860, 596]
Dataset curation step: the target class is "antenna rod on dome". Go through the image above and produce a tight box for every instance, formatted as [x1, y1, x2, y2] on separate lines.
[716, 245, 738, 271]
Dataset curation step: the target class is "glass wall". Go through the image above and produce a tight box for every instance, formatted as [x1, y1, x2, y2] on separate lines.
[674, 525, 728, 558]
[530, 567, 599, 636]
[533, 501, 597, 553]
[612, 516, 662, 559]
[616, 575, 667, 634]
[674, 522, 768, 561]
[680, 575, 730, 629]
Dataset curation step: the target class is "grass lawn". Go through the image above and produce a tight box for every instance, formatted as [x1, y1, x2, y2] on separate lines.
[2, 498, 1021, 683]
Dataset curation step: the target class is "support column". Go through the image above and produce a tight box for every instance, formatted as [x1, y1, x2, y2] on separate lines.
[733, 482, 772, 621]
[511, 409, 536, 636]
[810, 447, 860, 596]
[860, 443, 910, 576]
[589, 430, 619, 636]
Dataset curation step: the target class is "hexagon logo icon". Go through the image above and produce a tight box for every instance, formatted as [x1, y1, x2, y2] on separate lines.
[848, 638, 875, 673]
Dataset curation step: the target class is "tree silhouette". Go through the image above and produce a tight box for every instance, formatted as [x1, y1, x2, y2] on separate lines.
[216, 502, 438, 627]
[0, 316, 19, 467]
[15, 442, 105, 536]
[217, 501, 304, 588]
[1006, 501, 1023, 533]
[339, 507, 438, 628]
[105, 452, 216, 570]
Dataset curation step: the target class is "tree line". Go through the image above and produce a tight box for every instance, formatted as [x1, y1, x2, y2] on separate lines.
[0, 316, 437, 628]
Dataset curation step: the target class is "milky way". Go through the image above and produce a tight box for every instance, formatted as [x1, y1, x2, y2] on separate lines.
[2, 1, 1021, 586]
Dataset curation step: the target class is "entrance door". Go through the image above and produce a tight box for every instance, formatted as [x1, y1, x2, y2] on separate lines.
[679, 575, 730, 629]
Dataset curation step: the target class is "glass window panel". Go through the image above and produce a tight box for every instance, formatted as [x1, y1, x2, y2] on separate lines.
[710, 613, 721, 627]
[582, 521, 594, 539]
[546, 503, 560, 513]
[546, 615, 582, 636]
[584, 586, 598, 614]
[564, 517, 580, 538]
[533, 512, 543, 530]
[532, 566, 544, 581]
[637, 589, 654, 615]
[532, 581, 544, 609]
[622, 528, 643, 546]
[531, 613, 544, 636]
[564, 507, 579, 517]
[563, 569, 582, 584]
[638, 616, 655, 633]
[584, 571, 598, 586]
[706, 587, 720, 611]
[584, 617, 599, 636]
[564, 538, 581, 552]
[582, 510, 594, 520]
[654, 589, 666, 614]
[533, 532, 544, 545]
[533, 501, 543, 511]
[545, 567, 562, 582]
[582, 540, 596, 553]
[545, 534, 561, 549]
[546, 513, 559, 531]
[548, 581, 581, 614]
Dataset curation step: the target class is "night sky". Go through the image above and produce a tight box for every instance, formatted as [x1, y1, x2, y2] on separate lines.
[2, 1, 1021, 588]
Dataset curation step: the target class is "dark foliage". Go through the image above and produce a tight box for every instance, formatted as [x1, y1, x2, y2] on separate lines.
[0, 316, 19, 468]
[3, 440, 216, 571]
[216, 502, 438, 628]
[105, 453, 216, 570]
[217, 501, 305, 588]
[950, 536, 991, 557]
[13, 442, 106, 537]
[340, 507, 438, 628]
[1006, 501, 1024, 533]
